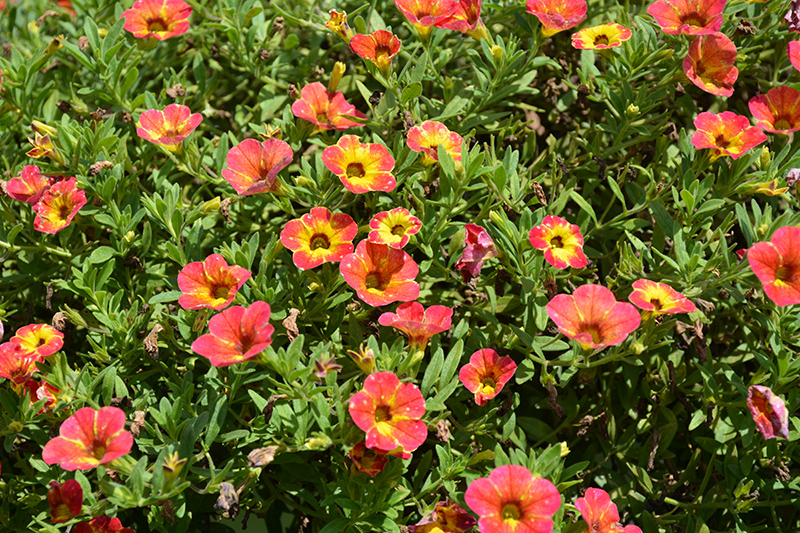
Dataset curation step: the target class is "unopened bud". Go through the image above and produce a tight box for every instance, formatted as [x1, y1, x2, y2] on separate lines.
[31, 120, 58, 137]
[163, 451, 187, 485]
[560, 442, 570, 457]
[8, 421, 23, 432]
[304, 435, 332, 450]
[328, 62, 346, 95]
[308, 282, 323, 293]
[490, 45, 503, 62]
[296, 176, 312, 187]
[631, 342, 645, 355]
[759, 146, 770, 169]
[124, 231, 136, 242]
[626, 104, 639, 118]
[200, 196, 222, 214]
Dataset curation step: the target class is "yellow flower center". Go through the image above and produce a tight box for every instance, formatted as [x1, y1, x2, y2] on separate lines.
[375, 405, 392, 422]
[391, 224, 406, 236]
[346, 163, 366, 178]
[316, 111, 330, 124]
[364, 272, 386, 290]
[480, 377, 496, 395]
[593, 34, 610, 46]
[212, 285, 230, 300]
[580, 322, 603, 344]
[714, 134, 730, 149]
[310, 234, 330, 250]
[501, 503, 521, 521]
[774, 118, 792, 131]
[92, 441, 107, 460]
[549, 236, 563, 249]
[775, 265, 797, 283]
[679, 12, 705, 27]
[147, 18, 168, 32]
[650, 298, 663, 310]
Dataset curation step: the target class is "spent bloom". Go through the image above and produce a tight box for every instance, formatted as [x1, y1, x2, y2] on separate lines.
[546, 284, 642, 350]
[747, 385, 789, 440]
[438, 0, 489, 40]
[48, 479, 83, 523]
[368, 208, 422, 249]
[177, 254, 251, 310]
[458, 348, 517, 406]
[291, 82, 366, 131]
[6, 165, 53, 205]
[74, 516, 135, 533]
[628, 280, 697, 315]
[747, 226, 800, 306]
[121, 0, 192, 40]
[326, 9, 354, 42]
[571, 23, 632, 50]
[350, 30, 402, 75]
[465, 465, 561, 533]
[191, 302, 274, 367]
[647, 0, 725, 35]
[789, 41, 800, 72]
[378, 302, 453, 352]
[42, 407, 133, 471]
[27, 132, 63, 164]
[786, 0, 800, 32]
[280, 207, 358, 270]
[348, 345, 377, 375]
[32, 177, 87, 234]
[409, 499, 477, 533]
[321, 135, 396, 194]
[748, 86, 800, 135]
[136, 104, 202, 151]
[525, 0, 587, 37]
[456, 224, 498, 281]
[222, 138, 293, 195]
[683, 33, 738, 97]
[529, 215, 588, 269]
[349, 440, 389, 477]
[340, 240, 420, 307]
[407, 121, 463, 166]
[10, 323, 64, 359]
[691, 111, 766, 161]
[395, 0, 460, 38]
[575, 488, 643, 533]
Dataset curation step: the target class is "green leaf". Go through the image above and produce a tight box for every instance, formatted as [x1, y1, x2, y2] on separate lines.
[401, 82, 422, 104]
[89, 246, 117, 264]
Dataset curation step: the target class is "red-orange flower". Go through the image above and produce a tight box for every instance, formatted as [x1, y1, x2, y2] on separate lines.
[789, 41, 800, 72]
[368, 208, 422, 249]
[647, 0, 725, 35]
[438, 0, 489, 39]
[749, 86, 800, 134]
[0, 342, 39, 387]
[291, 82, 366, 131]
[525, 0, 587, 37]
[222, 138, 293, 196]
[394, 0, 460, 38]
[529, 215, 588, 269]
[136, 104, 202, 151]
[191, 301, 274, 367]
[349, 440, 389, 477]
[378, 302, 453, 352]
[10, 323, 64, 359]
[177, 254, 251, 310]
[747, 385, 789, 440]
[465, 465, 561, 533]
[42, 406, 134, 471]
[458, 348, 517, 406]
[691, 111, 766, 161]
[546, 284, 641, 350]
[348, 371, 427, 454]
[48, 479, 83, 523]
[409, 499, 477, 533]
[683, 33, 738, 97]
[322, 135, 396, 193]
[747, 226, 800, 306]
[628, 280, 697, 315]
[32, 177, 87, 234]
[341, 240, 420, 307]
[121, 0, 192, 41]
[6, 165, 52, 205]
[456, 224, 498, 281]
[407, 121, 463, 166]
[350, 30, 402, 75]
[571, 23, 632, 50]
[27, 379, 62, 412]
[74, 516, 135, 533]
[575, 488, 643, 533]
[280, 207, 357, 270]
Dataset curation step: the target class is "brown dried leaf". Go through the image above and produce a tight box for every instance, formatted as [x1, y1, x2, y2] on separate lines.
[248, 445, 279, 467]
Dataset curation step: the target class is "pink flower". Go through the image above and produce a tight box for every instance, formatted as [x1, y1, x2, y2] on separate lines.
[177, 254, 251, 310]
[42, 407, 134, 471]
[222, 138, 293, 195]
[691, 111, 766, 161]
[528, 215, 588, 269]
[747, 385, 789, 440]
[136, 104, 202, 151]
[455, 224, 498, 281]
[378, 301, 453, 352]
[291, 82, 366, 131]
[458, 349, 517, 406]
[575, 488, 642, 533]
[191, 302, 274, 367]
[747, 226, 800, 306]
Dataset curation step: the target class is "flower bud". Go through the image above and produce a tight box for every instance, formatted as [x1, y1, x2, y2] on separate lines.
[631, 342, 645, 355]
[31, 120, 58, 137]
[490, 45, 503, 62]
[7, 421, 23, 433]
[325, 10, 353, 43]
[328, 62, 346, 95]
[163, 451, 187, 486]
[759, 146, 770, 170]
[560, 442, 571, 457]
[200, 196, 222, 214]
[626, 104, 640, 118]
[124, 231, 136, 242]
[304, 435, 332, 450]
[348, 345, 376, 375]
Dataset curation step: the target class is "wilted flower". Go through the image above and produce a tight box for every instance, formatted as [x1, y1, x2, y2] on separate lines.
[313, 355, 342, 378]
[458, 348, 517, 406]
[222, 138, 293, 195]
[191, 302, 274, 367]
[6, 165, 53, 205]
[10, 323, 64, 359]
[747, 226, 800, 306]
[321, 135, 396, 193]
[368, 207, 422, 249]
[628, 280, 697, 315]
[340, 240, 420, 307]
[280, 207, 358, 270]
[438, 0, 489, 40]
[0, 342, 40, 387]
[575, 488, 643, 533]
[747, 385, 789, 440]
[525, 0, 587, 37]
[32, 177, 87, 234]
[177, 254, 251, 310]
[326, 9, 354, 43]
[350, 30, 402, 75]
[378, 302, 453, 352]
[571, 23, 632, 49]
[348, 371, 427, 454]
[395, 0, 460, 38]
[407, 121, 463, 166]
[691, 111, 766, 161]
[74, 516, 135, 533]
[748, 86, 800, 134]
[749, 179, 790, 196]
[121, 0, 192, 40]
[347, 345, 377, 374]
[529, 215, 588, 269]
[42, 406, 133, 471]
[349, 440, 389, 476]
[786, 0, 800, 32]
[48, 479, 83, 523]
[647, 0, 725, 35]
[409, 499, 477, 533]
[786, 168, 800, 186]
[682, 33, 738, 97]
[291, 82, 366, 131]
[455, 224, 498, 281]
[136, 104, 203, 151]
[464, 465, 561, 533]
[27, 379, 62, 412]
[789, 41, 800, 72]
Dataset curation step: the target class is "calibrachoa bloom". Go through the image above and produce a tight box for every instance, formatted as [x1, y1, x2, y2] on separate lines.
[191, 301, 274, 367]
[691, 111, 766, 161]
[628, 280, 697, 315]
[395, 0, 460, 38]
[348, 345, 377, 375]
[291, 82, 367, 131]
[136, 104, 202, 151]
[74, 516, 135, 533]
[368, 208, 422, 249]
[326, 9, 354, 42]
[48, 479, 83, 523]
[455, 224, 498, 281]
[10, 323, 64, 359]
[465, 465, 561, 533]
[407, 121, 463, 166]
[28, 379, 62, 412]
[27, 132, 63, 163]
[748, 86, 800, 134]
[321, 135, 396, 193]
[789, 41, 800, 72]
[42, 406, 133, 471]
[32, 177, 87, 234]
[409, 499, 477, 533]
[682, 33, 738, 97]
[280, 207, 357, 270]
[6, 165, 52, 205]
[177, 254, 251, 310]
[349, 440, 389, 477]
[0, 342, 40, 386]
[378, 302, 453, 352]
[747, 226, 800, 306]
[525, 0, 587, 37]
[647, 0, 725, 35]
[222, 137, 293, 195]
[341, 240, 420, 306]
[121, 0, 192, 40]
[575, 488, 642, 533]
[348, 371, 427, 454]
[528, 216, 588, 269]
[546, 284, 642, 350]
[458, 348, 517, 406]
[571, 23, 632, 50]
[438, 0, 489, 40]
[747, 385, 789, 440]
[748, 179, 789, 196]
[350, 30, 402, 75]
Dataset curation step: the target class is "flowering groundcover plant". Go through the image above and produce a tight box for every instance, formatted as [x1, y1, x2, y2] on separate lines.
[1, 0, 799, 532]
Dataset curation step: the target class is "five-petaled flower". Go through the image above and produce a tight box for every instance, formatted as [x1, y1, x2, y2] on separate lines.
[10, 323, 64, 359]
[571, 23, 632, 50]
[747, 385, 789, 440]
[27, 132, 63, 163]
[575, 488, 643, 533]
[789, 41, 800, 72]
[280, 207, 358, 270]
[525, 0, 587, 37]
[122, 0, 192, 40]
[546, 284, 642, 350]
[395, 0, 460, 39]
[136, 104, 203, 151]
[691, 111, 766, 161]
[74, 516, 135, 533]
[529, 215, 588, 269]
[408, 499, 477, 533]
[222, 138, 293, 195]
[348, 440, 389, 477]
[647, 0, 725, 35]
[6, 165, 53, 205]
[42, 406, 134, 471]
[48, 479, 83, 523]
[0, 342, 40, 387]
[378, 301, 453, 352]
[464, 464, 561, 533]
[748, 86, 800, 135]
[747, 226, 800, 306]
[438, 0, 489, 40]
[628, 280, 697, 315]
[368, 207, 422, 249]
[683, 33, 738, 97]
[455, 224, 498, 281]
[191, 301, 274, 367]
[177, 254, 251, 310]
[348, 371, 427, 455]
[407, 121, 463, 166]
[350, 30, 402, 75]
[322, 135, 397, 194]
[458, 348, 517, 406]
[32, 177, 87, 234]
[291, 82, 367, 131]
[340, 240, 420, 307]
